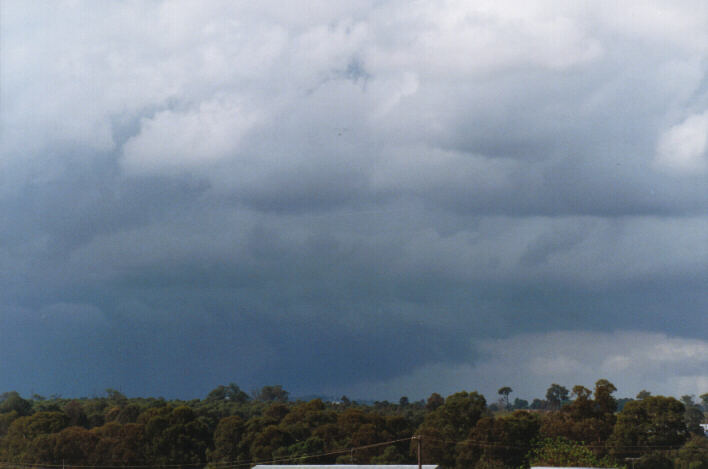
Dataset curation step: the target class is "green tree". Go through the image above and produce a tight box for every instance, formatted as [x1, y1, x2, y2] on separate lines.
[0, 411, 19, 437]
[529, 437, 617, 467]
[250, 425, 294, 461]
[371, 445, 407, 464]
[497, 387, 512, 411]
[415, 391, 487, 468]
[699, 392, 708, 410]
[681, 395, 705, 435]
[206, 383, 250, 403]
[675, 435, 708, 469]
[530, 398, 546, 409]
[634, 451, 673, 469]
[117, 403, 141, 424]
[609, 395, 689, 460]
[144, 406, 210, 467]
[0, 392, 32, 416]
[456, 410, 540, 469]
[545, 384, 569, 410]
[52, 426, 99, 465]
[425, 393, 444, 411]
[540, 380, 617, 454]
[64, 400, 88, 427]
[0, 411, 69, 462]
[90, 421, 146, 465]
[105, 389, 128, 406]
[209, 415, 246, 463]
[594, 379, 618, 414]
[254, 385, 289, 402]
[569, 385, 593, 418]
[512, 398, 529, 410]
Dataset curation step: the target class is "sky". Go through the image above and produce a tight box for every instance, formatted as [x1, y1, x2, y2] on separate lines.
[1, 0, 708, 403]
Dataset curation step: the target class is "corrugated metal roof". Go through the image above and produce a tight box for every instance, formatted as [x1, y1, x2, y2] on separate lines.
[253, 465, 438, 469]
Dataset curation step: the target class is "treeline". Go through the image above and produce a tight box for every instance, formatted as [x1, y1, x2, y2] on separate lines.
[0, 381, 707, 469]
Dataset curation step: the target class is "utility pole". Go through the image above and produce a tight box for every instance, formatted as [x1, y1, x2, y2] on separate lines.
[413, 435, 422, 469]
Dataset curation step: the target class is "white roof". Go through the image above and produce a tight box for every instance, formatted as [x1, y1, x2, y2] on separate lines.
[254, 466, 438, 469]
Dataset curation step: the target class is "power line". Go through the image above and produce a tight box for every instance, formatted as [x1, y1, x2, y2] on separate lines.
[0, 432, 692, 469]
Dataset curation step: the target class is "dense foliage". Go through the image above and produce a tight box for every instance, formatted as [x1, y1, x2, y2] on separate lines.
[0, 380, 706, 469]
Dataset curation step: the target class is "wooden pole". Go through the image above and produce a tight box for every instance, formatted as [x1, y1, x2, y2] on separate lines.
[415, 435, 422, 469]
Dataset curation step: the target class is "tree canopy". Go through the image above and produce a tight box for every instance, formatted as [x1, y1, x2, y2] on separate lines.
[0, 380, 705, 469]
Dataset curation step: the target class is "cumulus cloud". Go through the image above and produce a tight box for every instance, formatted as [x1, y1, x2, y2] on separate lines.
[122, 98, 262, 174]
[655, 112, 708, 173]
[346, 331, 708, 400]
[3, 0, 708, 398]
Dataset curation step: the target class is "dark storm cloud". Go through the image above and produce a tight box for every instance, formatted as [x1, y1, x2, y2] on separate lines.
[3, 0, 708, 400]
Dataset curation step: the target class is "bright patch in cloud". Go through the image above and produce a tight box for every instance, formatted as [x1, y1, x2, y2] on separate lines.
[122, 99, 261, 174]
[346, 331, 708, 401]
[655, 112, 708, 173]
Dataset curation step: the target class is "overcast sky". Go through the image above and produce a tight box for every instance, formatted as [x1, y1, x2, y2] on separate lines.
[2, 0, 708, 402]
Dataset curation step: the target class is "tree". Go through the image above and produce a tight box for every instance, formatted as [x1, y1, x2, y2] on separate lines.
[144, 406, 210, 466]
[512, 398, 528, 410]
[593, 379, 617, 414]
[105, 389, 128, 406]
[371, 445, 407, 464]
[530, 398, 546, 410]
[0, 411, 69, 462]
[117, 404, 141, 424]
[637, 390, 651, 400]
[280, 399, 336, 444]
[425, 393, 444, 411]
[680, 395, 704, 435]
[52, 426, 99, 465]
[634, 451, 673, 469]
[699, 392, 708, 410]
[540, 380, 618, 452]
[90, 421, 146, 465]
[497, 387, 512, 411]
[209, 415, 246, 463]
[609, 395, 689, 460]
[675, 435, 708, 469]
[225, 382, 249, 402]
[249, 425, 294, 461]
[415, 391, 487, 468]
[456, 410, 540, 469]
[545, 384, 569, 410]
[254, 385, 289, 402]
[0, 411, 19, 438]
[64, 401, 88, 427]
[206, 383, 250, 403]
[569, 385, 593, 419]
[528, 437, 617, 468]
[0, 392, 32, 416]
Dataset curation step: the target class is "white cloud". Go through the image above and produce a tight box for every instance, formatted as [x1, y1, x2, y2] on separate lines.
[5, 0, 708, 398]
[655, 112, 708, 173]
[367, 0, 603, 79]
[122, 98, 262, 174]
[345, 331, 708, 400]
[597, 1, 708, 53]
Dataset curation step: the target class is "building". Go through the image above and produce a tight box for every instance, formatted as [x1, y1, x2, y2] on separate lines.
[254, 466, 438, 469]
